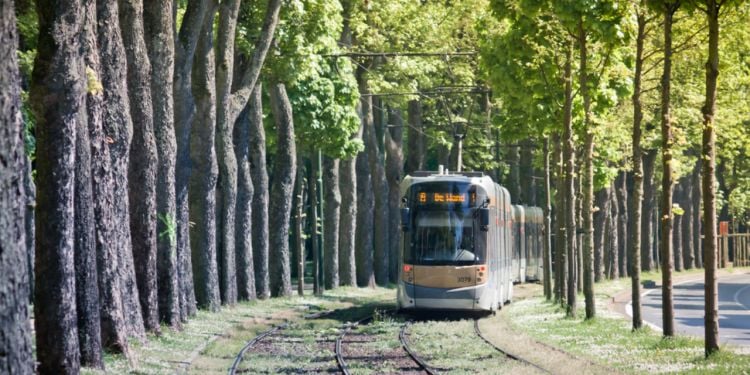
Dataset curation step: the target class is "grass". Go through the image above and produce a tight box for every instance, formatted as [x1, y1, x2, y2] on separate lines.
[505, 267, 750, 374]
[82, 286, 395, 374]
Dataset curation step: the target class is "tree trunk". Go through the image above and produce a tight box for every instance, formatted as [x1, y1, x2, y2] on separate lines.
[629, 7, 646, 331]
[174, 0, 211, 320]
[692, 159, 703, 268]
[563, 43, 577, 317]
[681, 176, 694, 270]
[520, 140, 535, 205]
[144, 0, 182, 325]
[578, 20, 595, 319]
[660, 2, 678, 337]
[0, 1, 34, 370]
[594, 187, 610, 282]
[702, 0, 720, 356]
[339, 129, 361, 287]
[31, 0, 85, 371]
[355, 102, 375, 288]
[120, 0, 160, 332]
[641, 148, 657, 271]
[295, 165, 305, 295]
[250, 87, 271, 299]
[405, 100, 424, 175]
[386, 108, 405, 284]
[323, 156, 341, 289]
[608, 182, 620, 280]
[234, 87, 260, 301]
[268, 82, 296, 297]
[189, 2, 221, 311]
[616, 172, 628, 278]
[24, 155, 36, 305]
[553, 134, 566, 304]
[87, 0, 131, 353]
[543, 138, 553, 300]
[673, 184, 684, 272]
[508, 145, 521, 204]
[74, 3, 104, 367]
[310, 157, 321, 295]
[367, 96, 390, 286]
[215, 0, 241, 306]
[172, 1, 211, 317]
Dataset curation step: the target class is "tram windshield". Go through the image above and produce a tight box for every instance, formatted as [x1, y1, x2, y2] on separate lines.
[411, 209, 478, 265]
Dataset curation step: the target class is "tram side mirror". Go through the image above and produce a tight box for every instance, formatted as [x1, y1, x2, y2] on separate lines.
[479, 208, 490, 231]
[401, 208, 410, 231]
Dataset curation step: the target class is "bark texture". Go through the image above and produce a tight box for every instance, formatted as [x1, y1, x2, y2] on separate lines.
[250, 86, 270, 299]
[579, 21, 595, 319]
[269, 83, 296, 297]
[31, 0, 84, 371]
[234, 87, 260, 301]
[323, 156, 341, 289]
[616, 172, 629, 278]
[144, 0, 182, 325]
[660, 3, 678, 337]
[366, 93, 389, 286]
[174, 0, 210, 320]
[629, 8, 646, 330]
[74, 3, 103, 366]
[120, 0, 160, 332]
[189, 2, 221, 311]
[215, 0, 241, 306]
[405, 100, 424, 175]
[562, 44, 577, 316]
[386, 108, 404, 284]
[339, 128, 361, 288]
[0, 0, 34, 371]
[702, 0, 720, 355]
[641, 148, 657, 271]
[90, 0, 130, 353]
[355, 98, 375, 288]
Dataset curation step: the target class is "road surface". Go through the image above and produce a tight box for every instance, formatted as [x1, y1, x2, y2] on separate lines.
[636, 272, 750, 347]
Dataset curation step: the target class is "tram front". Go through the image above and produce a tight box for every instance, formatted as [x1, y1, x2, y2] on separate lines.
[397, 175, 493, 312]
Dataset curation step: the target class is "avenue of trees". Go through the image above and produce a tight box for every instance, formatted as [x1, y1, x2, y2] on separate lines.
[1, 0, 749, 372]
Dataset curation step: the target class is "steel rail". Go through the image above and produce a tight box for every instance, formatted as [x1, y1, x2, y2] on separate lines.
[335, 314, 375, 375]
[228, 322, 289, 375]
[399, 321, 439, 375]
[473, 318, 550, 374]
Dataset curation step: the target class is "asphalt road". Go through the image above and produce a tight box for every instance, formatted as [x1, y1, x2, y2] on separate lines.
[637, 272, 750, 347]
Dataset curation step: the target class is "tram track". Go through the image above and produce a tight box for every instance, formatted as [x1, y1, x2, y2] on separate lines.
[399, 321, 439, 375]
[227, 309, 333, 375]
[336, 310, 435, 375]
[473, 318, 551, 374]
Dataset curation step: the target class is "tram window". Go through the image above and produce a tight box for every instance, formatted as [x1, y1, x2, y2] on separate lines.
[410, 209, 482, 265]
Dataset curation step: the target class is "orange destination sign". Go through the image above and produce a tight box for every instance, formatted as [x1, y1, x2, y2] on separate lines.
[419, 192, 467, 204]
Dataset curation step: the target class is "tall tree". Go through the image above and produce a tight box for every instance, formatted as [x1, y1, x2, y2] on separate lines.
[642, 148, 658, 271]
[173, 0, 210, 319]
[695, 0, 730, 357]
[74, 1, 103, 366]
[268, 82, 297, 297]
[98, 0, 146, 339]
[249, 87, 270, 299]
[31, 0, 84, 371]
[216, 0, 281, 305]
[368, 97, 390, 286]
[120, 0, 160, 332]
[234, 86, 260, 301]
[189, 2, 221, 311]
[0, 0, 34, 371]
[144, 0, 182, 325]
[386, 108, 405, 284]
[657, 0, 681, 337]
[629, 1, 651, 331]
[323, 156, 341, 289]
[89, 0, 131, 353]
[562, 42, 578, 317]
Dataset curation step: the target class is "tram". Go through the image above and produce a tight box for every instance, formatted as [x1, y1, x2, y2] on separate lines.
[396, 167, 544, 313]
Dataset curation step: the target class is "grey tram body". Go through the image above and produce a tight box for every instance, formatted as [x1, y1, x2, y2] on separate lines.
[397, 169, 544, 313]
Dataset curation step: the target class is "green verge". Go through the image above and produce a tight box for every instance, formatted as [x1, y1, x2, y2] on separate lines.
[506, 268, 750, 374]
[82, 286, 395, 374]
